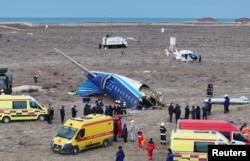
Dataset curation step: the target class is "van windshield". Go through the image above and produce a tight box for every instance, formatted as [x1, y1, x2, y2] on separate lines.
[29, 101, 41, 109]
[56, 126, 78, 139]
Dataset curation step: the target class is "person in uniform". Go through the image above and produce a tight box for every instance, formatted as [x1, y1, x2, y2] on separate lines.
[146, 138, 156, 161]
[160, 122, 167, 145]
[129, 120, 136, 142]
[137, 129, 144, 149]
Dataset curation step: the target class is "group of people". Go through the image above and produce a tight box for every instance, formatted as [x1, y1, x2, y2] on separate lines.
[49, 98, 128, 125]
[168, 102, 213, 123]
[83, 99, 127, 117]
[114, 118, 160, 161]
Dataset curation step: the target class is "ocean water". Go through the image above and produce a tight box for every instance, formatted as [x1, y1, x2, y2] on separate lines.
[0, 17, 236, 24]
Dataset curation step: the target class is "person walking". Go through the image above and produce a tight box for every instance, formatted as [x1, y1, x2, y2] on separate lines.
[160, 122, 167, 145]
[122, 123, 128, 143]
[116, 146, 125, 161]
[137, 129, 144, 149]
[166, 148, 174, 161]
[146, 138, 156, 161]
[71, 105, 77, 118]
[60, 105, 65, 124]
[168, 103, 174, 122]
[129, 120, 136, 142]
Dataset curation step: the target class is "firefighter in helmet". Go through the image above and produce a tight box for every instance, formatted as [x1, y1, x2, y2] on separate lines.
[160, 122, 167, 145]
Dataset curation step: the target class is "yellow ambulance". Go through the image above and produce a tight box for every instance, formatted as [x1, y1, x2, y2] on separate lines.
[0, 95, 48, 123]
[170, 129, 230, 161]
[51, 114, 114, 154]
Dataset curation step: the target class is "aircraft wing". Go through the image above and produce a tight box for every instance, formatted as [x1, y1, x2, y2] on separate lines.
[73, 80, 105, 97]
[204, 96, 250, 105]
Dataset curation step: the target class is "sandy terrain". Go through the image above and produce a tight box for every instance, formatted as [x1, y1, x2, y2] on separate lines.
[0, 22, 250, 161]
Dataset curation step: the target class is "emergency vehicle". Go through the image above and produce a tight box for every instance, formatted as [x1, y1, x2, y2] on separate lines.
[177, 119, 250, 145]
[100, 34, 127, 49]
[0, 95, 48, 123]
[51, 114, 114, 154]
[170, 129, 230, 161]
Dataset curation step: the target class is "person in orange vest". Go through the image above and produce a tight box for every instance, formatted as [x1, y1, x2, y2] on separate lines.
[117, 116, 123, 138]
[240, 123, 250, 138]
[137, 128, 144, 150]
[146, 138, 156, 161]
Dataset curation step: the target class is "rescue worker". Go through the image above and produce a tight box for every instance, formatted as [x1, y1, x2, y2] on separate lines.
[121, 101, 127, 116]
[113, 100, 119, 116]
[117, 116, 123, 138]
[166, 148, 174, 161]
[33, 73, 38, 83]
[146, 138, 156, 161]
[137, 129, 144, 149]
[168, 103, 174, 122]
[129, 120, 136, 142]
[160, 122, 167, 145]
[116, 146, 125, 161]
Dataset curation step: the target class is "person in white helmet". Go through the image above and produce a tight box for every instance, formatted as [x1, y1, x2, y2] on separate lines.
[160, 122, 167, 145]
[129, 120, 136, 142]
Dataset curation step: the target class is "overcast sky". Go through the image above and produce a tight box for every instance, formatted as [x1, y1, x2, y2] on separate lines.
[1, 0, 249, 18]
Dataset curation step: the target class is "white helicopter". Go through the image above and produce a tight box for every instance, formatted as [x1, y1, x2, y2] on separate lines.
[165, 37, 200, 62]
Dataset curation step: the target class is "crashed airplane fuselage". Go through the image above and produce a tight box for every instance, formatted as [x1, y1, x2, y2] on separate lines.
[54, 48, 163, 109]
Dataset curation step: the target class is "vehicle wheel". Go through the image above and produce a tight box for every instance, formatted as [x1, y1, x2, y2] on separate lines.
[38, 115, 45, 121]
[3, 116, 11, 123]
[102, 139, 109, 147]
[71, 146, 79, 155]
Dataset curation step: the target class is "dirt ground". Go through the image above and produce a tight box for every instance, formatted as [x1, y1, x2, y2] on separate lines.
[0, 22, 250, 161]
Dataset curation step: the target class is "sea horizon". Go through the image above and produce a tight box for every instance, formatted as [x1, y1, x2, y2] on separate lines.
[0, 17, 237, 24]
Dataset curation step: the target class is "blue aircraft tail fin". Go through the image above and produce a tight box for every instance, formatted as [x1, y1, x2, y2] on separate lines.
[74, 80, 104, 97]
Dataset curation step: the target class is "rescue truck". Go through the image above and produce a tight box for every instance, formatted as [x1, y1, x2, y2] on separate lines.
[100, 34, 127, 49]
[170, 129, 230, 161]
[51, 114, 114, 155]
[0, 95, 48, 123]
[177, 119, 250, 145]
